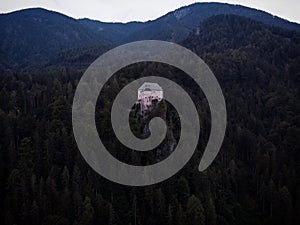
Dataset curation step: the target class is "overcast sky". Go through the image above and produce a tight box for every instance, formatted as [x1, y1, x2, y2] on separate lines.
[0, 0, 299, 23]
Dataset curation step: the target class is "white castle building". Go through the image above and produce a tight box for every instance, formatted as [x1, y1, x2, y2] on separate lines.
[137, 82, 163, 111]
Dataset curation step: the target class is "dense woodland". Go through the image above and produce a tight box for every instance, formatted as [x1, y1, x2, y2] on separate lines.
[0, 14, 300, 225]
[1, 2, 300, 68]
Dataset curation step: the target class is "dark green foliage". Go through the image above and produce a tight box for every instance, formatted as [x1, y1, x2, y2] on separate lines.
[0, 14, 299, 225]
[1, 2, 300, 68]
[121, 2, 300, 43]
[0, 8, 110, 67]
[186, 195, 205, 225]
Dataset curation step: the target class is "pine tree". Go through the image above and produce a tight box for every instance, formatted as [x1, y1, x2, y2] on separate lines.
[186, 195, 205, 225]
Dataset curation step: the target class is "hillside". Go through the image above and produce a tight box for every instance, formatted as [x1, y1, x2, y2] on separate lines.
[0, 14, 299, 225]
[0, 8, 109, 67]
[85, 2, 300, 43]
[0, 3, 299, 68]
[78, 19, 145, 44]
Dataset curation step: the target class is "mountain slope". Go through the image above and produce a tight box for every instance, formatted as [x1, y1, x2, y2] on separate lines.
[41, 14, 300, 74]
[78, 19, 145, 44]
[77, 2, 300, 44]
[1, 14, 299, 225]
[1, 3, 299, 68]
[182, 14, 300, 84]
[122, 2, 300, 43]
[0, 8, 108, 67]
[44, 44, 113, 69]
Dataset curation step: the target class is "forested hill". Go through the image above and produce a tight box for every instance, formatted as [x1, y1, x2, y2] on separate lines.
[80, 2, 300, 44]
[183, 14, 299, 65]
[0, 8, 109, 68]
[1, 2, 300, 68]
[77, 19, 145, 45]
[43, 14, 300, 75]
[118, 2, 300, 43]
[0, 14, 299, 225]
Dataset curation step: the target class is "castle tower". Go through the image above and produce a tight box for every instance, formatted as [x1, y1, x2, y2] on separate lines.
[137, 82, 163, 112]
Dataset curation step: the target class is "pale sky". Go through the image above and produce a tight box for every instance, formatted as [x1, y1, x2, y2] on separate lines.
[0, 0, 299, 23]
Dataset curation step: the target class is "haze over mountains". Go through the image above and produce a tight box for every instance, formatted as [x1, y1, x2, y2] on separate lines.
[0, 2, 299, 68]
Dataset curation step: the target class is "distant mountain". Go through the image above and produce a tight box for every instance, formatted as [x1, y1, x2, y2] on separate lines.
[0, 8, 108, 67]
[0, 3, 299, 68]
[119, 2, 300, 43]
[41, 14, 300, 76]
[182, 14, 299, 83]
[78, 19, 145, 44]
[183, 14, 297, 52]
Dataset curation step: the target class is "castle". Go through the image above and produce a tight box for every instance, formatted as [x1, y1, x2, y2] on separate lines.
[137, 82, 163, 111]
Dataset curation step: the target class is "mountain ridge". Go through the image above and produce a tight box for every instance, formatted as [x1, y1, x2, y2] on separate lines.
[1, 2, 299, 68]
[120, 2, 300, 43]
[0, 7, 110, 67]
[41, 14, 300, 72]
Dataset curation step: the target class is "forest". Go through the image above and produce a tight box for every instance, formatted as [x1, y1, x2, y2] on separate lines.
[0, 14, 299, 225]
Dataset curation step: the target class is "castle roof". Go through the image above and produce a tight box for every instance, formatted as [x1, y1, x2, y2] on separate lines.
[138, 82, 162, 91]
